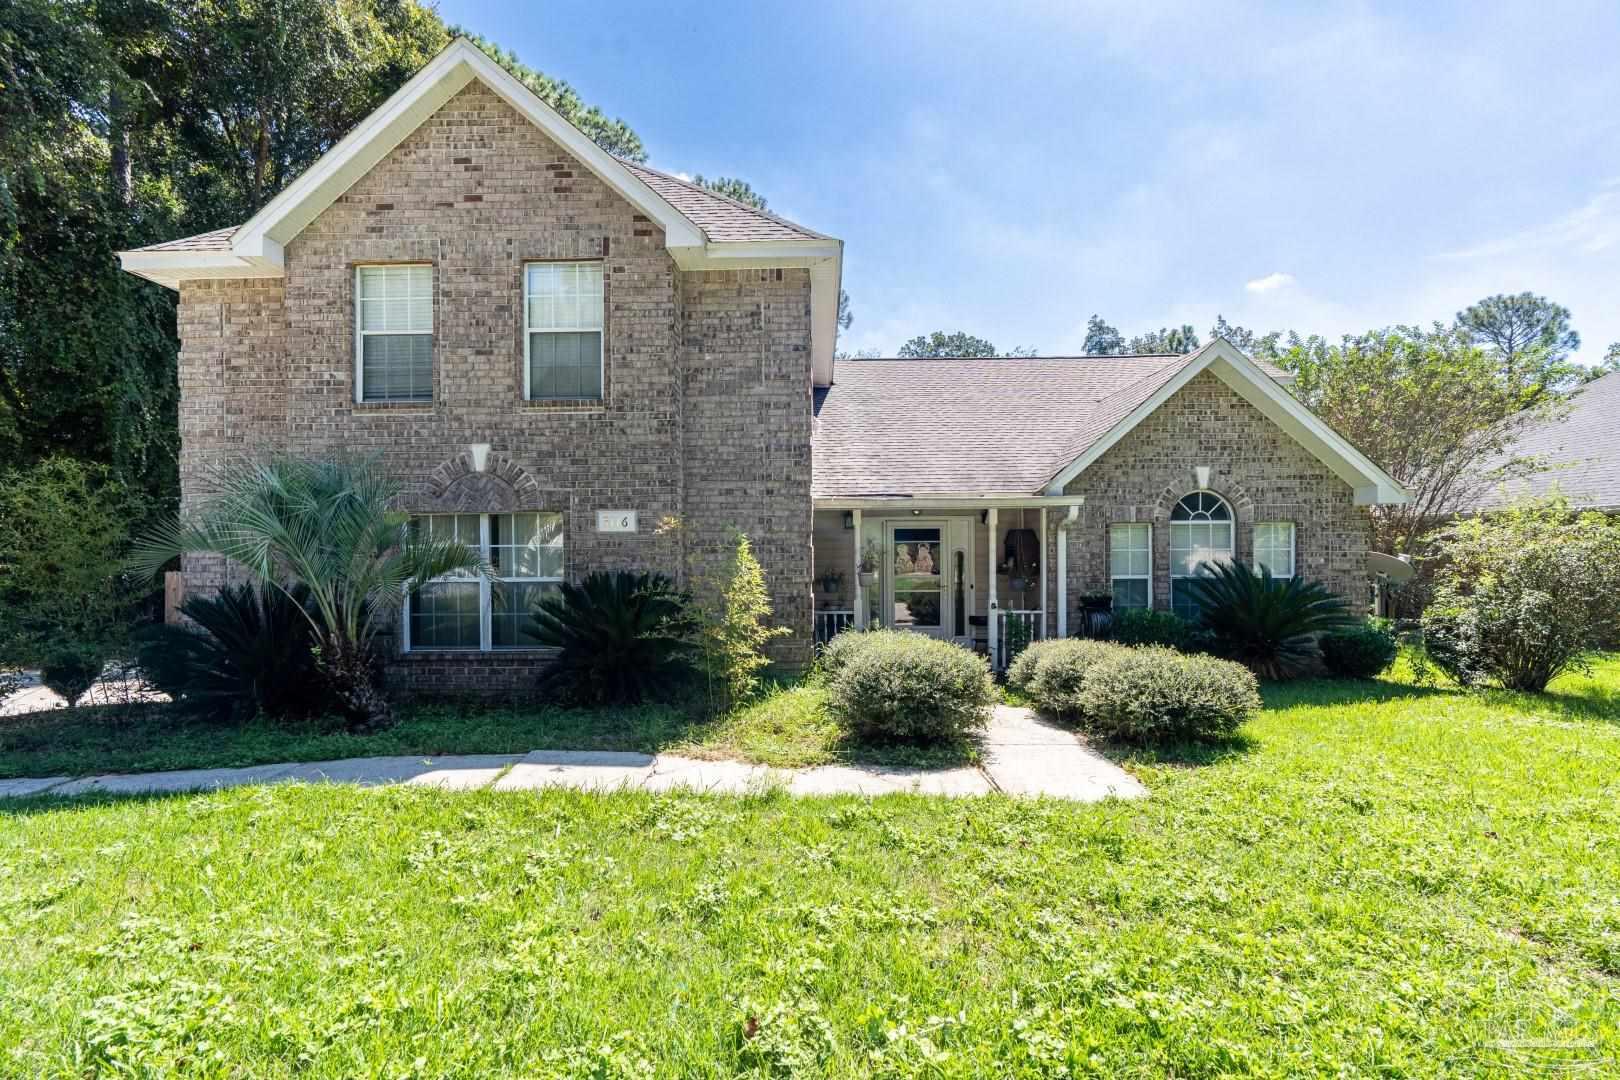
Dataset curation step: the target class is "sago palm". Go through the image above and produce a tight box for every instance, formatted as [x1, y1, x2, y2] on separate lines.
[525, 571, 697, 705]
[1186, 560, 1357, 679]
[130, 455, 486, 726]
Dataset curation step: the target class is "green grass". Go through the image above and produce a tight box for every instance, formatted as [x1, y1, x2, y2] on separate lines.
[3, 660, 1618, 1075]
[0, 677, 977, 779]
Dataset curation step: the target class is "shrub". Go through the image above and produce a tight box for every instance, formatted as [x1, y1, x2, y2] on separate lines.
[1319, 621, 1398, 679]
[526, 571, 698, 706]
[1187, 561, 1357, 679]
[40, 645, 106, 706]
[1078, 646, 1260, 743]
[0, 457, 145, 675]
[697, 532, 789, 708]
[136, 584, 323, 721]
[1110, 607, 1209, 653]
[825, 634, 994, 745]
[1007, 638, 1126, 721]
[1417, 501, 1620, 692]
[815, 628, 884, 681]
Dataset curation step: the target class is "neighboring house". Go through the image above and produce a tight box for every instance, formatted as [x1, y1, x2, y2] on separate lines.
[1469, 371, 1620, 514]
[121, 38, 1408, 689]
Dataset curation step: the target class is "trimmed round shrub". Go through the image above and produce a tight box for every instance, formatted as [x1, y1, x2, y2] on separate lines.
[1009, 638, 1127, 720]
[40, 645, 106, 707]
[815, 628, 891, 681]
[1078, 646, 1260, 744]
[1319, 621, 1398, 679]
[826, 633, 995, 745]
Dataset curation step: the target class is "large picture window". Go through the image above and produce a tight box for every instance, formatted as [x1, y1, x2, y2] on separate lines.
[406, 512, 564, 651]
[1254, 522, 1296, 579]
[1169, 491, 1233, 619]
[356, 264, 433, 403]
[524, 261, 604, 400]
[1109, 523, 1152, 610]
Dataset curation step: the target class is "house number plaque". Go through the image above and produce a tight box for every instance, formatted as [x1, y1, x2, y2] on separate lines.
[596, 510, 638, 533]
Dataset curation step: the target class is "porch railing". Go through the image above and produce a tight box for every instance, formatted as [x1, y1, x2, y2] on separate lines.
[814, 609, 856, 646]
[994, 609, 1045, 671]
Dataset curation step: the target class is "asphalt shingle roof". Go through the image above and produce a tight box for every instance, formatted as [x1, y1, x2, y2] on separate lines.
[617, 160, 830, 243]
[812, 354, 1198, 499]
[130, 226, 238, 252]
[1473, 371, 1620, 511]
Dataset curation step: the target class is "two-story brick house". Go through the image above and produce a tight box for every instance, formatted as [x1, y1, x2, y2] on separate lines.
[122, 38, 1407, 691]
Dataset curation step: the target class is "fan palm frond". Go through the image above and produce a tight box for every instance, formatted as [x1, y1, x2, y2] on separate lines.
[1186, 560, 1357, 679]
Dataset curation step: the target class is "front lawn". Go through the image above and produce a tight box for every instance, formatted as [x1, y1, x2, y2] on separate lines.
[3, 660, 1618, 1074]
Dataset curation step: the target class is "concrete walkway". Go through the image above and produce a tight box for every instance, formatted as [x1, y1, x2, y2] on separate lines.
[0, 706, 1144, 803]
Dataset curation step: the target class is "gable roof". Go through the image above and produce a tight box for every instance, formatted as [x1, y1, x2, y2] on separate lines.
[617, 161, 830, 243]
[118, 37, 843, 383]
[812, 339, 1409, 506]
[1472, 370, 1620, 512]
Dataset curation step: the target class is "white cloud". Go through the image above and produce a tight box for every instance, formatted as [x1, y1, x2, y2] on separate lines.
[1245, 272, 1296, 294]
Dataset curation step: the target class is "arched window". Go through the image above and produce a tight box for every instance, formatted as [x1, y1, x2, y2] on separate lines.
[1169, 491, 1233, 618]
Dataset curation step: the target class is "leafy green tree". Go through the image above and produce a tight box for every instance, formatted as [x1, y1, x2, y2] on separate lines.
[698, 532, 789, 708]
[896, 331, 1033, 358]
[1585, 342, 1620, 381]
[693, 174, 765, 208]
[1209, 315, 1280, 359]
[1455, 293, 1581, 401]
[1083, 315, 1124, 355]
[1277, 324, 1559, 568]
[129, 456, 487, 728]
[1127, 324, 1201, 354]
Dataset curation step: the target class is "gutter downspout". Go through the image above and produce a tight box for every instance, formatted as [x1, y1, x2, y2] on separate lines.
[1055, 504, 1080, 638]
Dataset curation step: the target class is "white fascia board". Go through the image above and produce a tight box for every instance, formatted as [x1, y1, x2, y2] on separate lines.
[117, 248, 282, 290]
[229, 38, 704, 261]
[816, 495, 1085, 510]
[1043, 339, 1410, 505]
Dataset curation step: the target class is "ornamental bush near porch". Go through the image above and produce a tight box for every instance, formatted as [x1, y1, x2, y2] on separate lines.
[824, 633, 994, 745]
[1007, 638, 1126, 722]
[1078, 646, 1260, 744]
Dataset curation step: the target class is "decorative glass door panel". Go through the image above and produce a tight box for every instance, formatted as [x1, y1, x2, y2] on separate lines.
[888, 524, 947, 637]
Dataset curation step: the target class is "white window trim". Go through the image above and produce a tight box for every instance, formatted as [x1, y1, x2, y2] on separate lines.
[1254, 521, 1297, 579]
[1109, 523, 1152, 610]
[1169, 491, 1235, 616]
[354, 263, 433, 404]
[522, 260, 605, 401]
[402, 512, 565, 653]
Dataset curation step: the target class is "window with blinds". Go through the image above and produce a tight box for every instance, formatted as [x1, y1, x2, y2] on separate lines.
[524, 261, 603, 400]
[356, 264, 432, 403]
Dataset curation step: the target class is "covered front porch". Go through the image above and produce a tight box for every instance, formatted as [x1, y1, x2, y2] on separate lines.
[811, 496, 1085, 671]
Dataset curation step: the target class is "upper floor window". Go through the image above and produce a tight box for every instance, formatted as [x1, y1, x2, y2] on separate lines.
[525, 261, 604, 400]
[356, 264, 433, 403]
[1169, 491, 1233, 619]
[1109, 523, 1152, 610]
[1254, 522, 1296, 579]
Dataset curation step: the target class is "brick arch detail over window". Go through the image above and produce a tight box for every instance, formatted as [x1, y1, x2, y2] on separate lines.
[1149, 475, 1257, 524]
[422, 451, 545, 513]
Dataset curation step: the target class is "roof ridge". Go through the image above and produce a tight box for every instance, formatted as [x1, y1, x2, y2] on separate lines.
[617, 157, 832, 241]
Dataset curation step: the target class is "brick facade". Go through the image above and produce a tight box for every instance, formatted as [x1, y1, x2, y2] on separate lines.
[1057, 370, 1373, 617]
[173, 82, 813, 693]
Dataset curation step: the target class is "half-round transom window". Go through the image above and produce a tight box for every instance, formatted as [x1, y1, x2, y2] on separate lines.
[1169, 491, 1234, 617]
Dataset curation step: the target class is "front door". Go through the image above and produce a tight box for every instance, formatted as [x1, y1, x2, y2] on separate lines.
[886, 521, 950, 639]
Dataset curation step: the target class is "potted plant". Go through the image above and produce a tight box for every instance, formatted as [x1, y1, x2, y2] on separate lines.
[816, 569, 844, 596]
[857, 541, 882, 588]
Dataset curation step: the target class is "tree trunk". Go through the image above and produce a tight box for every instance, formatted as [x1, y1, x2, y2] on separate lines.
[108, 86, 131, 207]
[319, 633, 392, 731]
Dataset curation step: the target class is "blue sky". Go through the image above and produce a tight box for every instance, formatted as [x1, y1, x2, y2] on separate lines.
[438, 1, 1620, 362]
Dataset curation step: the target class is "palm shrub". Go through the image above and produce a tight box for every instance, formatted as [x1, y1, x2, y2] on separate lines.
[1186, 561, 1357, 679]
[129, 456, 485, 728]
[1417, 501, 1620, 692]
[136, 584, 323, 721]
[1078, 646, 1260, 743]
[825, 634, 994, 745]
[1319, 621, 1399, 679]
[525, 571, 697, 705]
[1008, 638, 1127, 721]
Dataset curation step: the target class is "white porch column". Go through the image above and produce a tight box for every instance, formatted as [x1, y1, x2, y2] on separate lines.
[852, 508, 865, 629]
[1039, 506, 1048, 640]
[1056, 505, 1079, 638]
[986, 507, 999, 670]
